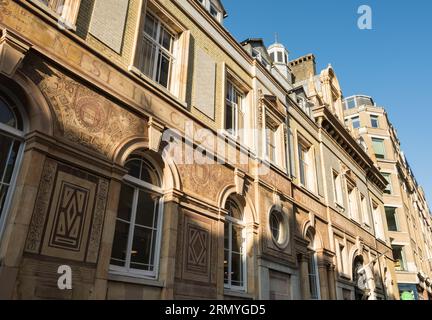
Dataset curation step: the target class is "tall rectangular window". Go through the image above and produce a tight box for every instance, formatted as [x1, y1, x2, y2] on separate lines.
[225, 81, 243, 137]
[347, 185, 359, 221]
[371, 115, 379, 128]
[298, 140, 316, 193]
[385, 207, 399, 232]
[392, 246, 406, 271]
[336, 242, 348, 275]
[139, 13, 175, 89]
[308, 254, 319, 300]
[352, 116, 360, 129]
[361, 194, 371, 226]
[373, 204, 385, 241]
[382, 173, 393, 195]
[265, 121, 277, 163]
[372, 138, 386, 159]
[333, 171, 343, 206]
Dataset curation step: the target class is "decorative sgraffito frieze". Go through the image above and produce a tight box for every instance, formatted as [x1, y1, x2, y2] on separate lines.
[21, 57, 147, 158]
[177, 163, 232, 203]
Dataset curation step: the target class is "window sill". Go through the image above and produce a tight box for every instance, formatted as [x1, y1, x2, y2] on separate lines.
[108, 272, 165, 288]
[298, 185, 320, 201]
[128, 65, 187, 108]
[335, 202, 345, 211]
[224, 289, 253, 300]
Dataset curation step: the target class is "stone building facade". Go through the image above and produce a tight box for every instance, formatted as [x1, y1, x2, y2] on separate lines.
[0, 0, 420, 300]
[344, 95, 432, 300]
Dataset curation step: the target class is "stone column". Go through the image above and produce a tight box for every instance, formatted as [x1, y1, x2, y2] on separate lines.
[0, 148, 46, 299]
[92, 175, 123, 299]
[327, 264, 337, 300]
[298, 254, 311, 300]
[317, 259, 329, 300]
[159, 192, 181, 299]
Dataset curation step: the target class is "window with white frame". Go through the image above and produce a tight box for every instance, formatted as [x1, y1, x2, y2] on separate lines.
[333, 171, 344, 206]
[370, 115, 379, 128]
[382, 173, 393, 195]
[351, 116, 360, 129]
[138, 12, 176, 89]
[347, 183, 359, 221]
[307, 232, 320, 300]
[372, 138, 386, 159]
[225, 80, 244, 138]
[224, 197, 246, 291]
[110, 153, 164, 278]
[33, 0, 81, 27]
[298, 138, 316, 193]
[265, 120, 277, 163]
[196, 0, 223, 23]
[373, 203, 385, 241]
[385, 206, 399, 232]
[392, 245, 407, 271]
[336, 242, 349, 275]
[0, 93, 24, 236]
[360, 194, 371, 226]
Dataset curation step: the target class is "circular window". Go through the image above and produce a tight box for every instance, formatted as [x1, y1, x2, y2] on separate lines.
[269, 210, 288, 247]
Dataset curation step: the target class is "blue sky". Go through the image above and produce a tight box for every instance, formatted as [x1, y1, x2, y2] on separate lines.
[224, 0, 432, 205]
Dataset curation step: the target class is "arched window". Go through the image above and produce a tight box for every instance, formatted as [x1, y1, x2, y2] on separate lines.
[0, 93, 24, 235]
[224, 196, 246, 291]
[307, 231, 320, 300]
[110, 152, 164, 278]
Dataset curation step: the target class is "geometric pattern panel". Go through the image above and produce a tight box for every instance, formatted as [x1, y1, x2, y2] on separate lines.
[181, 214, 214, 284]
[49, 182, 90, 251]
[25, 159, 109, 264]
[187, 226, 208, 269]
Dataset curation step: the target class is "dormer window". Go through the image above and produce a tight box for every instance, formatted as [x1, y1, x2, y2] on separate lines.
[197, 0, 224, 23]
[209, 3, 221, 20]
[252, 49, 269, 68]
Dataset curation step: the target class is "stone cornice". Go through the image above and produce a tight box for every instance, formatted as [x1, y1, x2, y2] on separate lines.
[313, 106, 387, 191]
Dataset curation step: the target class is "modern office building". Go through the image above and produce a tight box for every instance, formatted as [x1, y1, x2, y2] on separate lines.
[344, 95, 432, 300]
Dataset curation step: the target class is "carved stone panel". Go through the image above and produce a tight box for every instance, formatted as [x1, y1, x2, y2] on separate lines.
[25, 159, 109, 264]
[22, 56, 147, 158]
[181, 211, 216, 284]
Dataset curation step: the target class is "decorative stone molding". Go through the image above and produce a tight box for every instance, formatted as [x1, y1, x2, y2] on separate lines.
[0, 29, 31, 77]
[234, 168, 246, 196]
[148, 117, 165, 152]
[272, 191, 281, 208]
